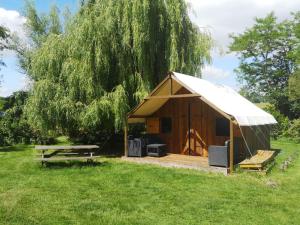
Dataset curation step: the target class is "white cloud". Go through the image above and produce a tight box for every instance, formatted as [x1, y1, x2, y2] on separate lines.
[19, 75, 33, 91]
[186, 0, 300, 50]
[0, 8, 27, 57]
[185, 0, 300, 89]
[202, 65, 230, 79]
[0, 8, 26, 38]
[0, 86, 11, 97]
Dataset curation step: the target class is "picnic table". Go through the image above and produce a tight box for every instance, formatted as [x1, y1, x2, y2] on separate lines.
[35, 145, 100, 165]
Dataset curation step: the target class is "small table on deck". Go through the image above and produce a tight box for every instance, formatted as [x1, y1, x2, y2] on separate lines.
[35, 145, 100, 165]
[146, 144, 166, 157]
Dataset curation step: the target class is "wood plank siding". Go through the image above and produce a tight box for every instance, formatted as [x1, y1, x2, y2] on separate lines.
[147, 87, 271, 160]
[150, 88, 228, 156]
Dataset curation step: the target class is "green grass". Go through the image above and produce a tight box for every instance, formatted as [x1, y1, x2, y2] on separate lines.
[0, 140, 300, 225]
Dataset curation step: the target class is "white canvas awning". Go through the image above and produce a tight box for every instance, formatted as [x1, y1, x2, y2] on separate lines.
[128, 72, 277, 126]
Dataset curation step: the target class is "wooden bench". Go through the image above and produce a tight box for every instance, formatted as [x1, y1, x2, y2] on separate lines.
[35, 145, 100, 165]
[239, 150, 276, 172]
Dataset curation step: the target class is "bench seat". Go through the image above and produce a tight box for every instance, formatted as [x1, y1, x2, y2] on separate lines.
[36, 155, 101, 162]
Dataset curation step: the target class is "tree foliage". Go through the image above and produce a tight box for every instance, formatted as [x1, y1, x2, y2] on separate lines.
[230, 12, 299, 118]
[0, 25, 9, 71]
[264, 103, 300, 142]
[19, 0, 212, 139]
[0, 91, 55, 146]
[289, 70, 300, 101]
[289, 12, 300, 102]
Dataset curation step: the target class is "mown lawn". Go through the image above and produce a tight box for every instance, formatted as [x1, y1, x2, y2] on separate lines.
[0, 140, 300, 225]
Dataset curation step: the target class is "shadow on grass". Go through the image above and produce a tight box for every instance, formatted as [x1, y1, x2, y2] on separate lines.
[39, 160, 111, 169]
[272, 148, 282, 156]
[100, 153, 122, 158]
[0, 145, 32, 152]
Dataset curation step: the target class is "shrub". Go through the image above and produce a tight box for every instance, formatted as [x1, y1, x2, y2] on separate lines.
[265, 104, 290, 138]
[285, 119, 300, 143]
[0, 91, 56, 146]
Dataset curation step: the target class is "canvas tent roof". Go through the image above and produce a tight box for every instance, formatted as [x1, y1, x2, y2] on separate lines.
[128, 72, 277, 126]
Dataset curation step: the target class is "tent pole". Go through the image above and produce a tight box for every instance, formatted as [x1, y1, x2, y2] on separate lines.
[124, 120, 128, 157]
[229, 120, 234, 174]
[188, 103, 191, 155]
[170, 76, 173, 95]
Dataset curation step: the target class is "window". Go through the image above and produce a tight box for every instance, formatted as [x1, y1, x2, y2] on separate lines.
[216, 118, 230, 136]
[161, 117, 172, 133]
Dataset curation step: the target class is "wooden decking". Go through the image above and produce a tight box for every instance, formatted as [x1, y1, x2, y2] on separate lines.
[122, 154, 228, 175]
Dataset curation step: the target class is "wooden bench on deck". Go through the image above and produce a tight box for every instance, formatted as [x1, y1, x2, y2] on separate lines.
[35, 145, 100, 165]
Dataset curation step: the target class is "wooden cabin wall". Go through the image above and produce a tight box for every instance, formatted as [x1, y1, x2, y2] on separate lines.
[147, 87, 271, 158]
[150, 88, 230, 156]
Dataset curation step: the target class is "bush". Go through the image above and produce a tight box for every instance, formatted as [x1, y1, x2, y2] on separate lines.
[0, 91, 56, 146]
[264, 104, 300, 142]
[265, 104, 290, 138]
[0, 115, 56, 146]
[284, 119, 300, 143]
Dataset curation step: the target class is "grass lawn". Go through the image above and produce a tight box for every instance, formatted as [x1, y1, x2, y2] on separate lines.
[0, 140, 300, 225]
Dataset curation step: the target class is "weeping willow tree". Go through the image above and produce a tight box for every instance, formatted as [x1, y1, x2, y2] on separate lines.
[21, 0, 212, 139]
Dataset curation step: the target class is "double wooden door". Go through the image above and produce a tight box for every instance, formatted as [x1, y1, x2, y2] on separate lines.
[180, 99, 205, 156]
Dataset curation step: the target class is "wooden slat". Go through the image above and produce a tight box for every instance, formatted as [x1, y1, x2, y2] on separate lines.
[239, 150, 276, 169]
[128, 115, 147, 118]
[35, 145, 99, 151]
[144, 94, 200, 99]
[149, 87, 233, 157]
[38, 152, 94, 157]
[36, 156, 101, 161]
[240, 164, 263, 169]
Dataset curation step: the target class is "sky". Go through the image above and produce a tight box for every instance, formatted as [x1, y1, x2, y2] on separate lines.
[0, 0, 299, 97]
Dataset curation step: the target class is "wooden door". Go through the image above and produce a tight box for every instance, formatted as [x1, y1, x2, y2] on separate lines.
[189, 99, 204, 156]
[180, 99, 204, 156]
[179, 98, 189, 155]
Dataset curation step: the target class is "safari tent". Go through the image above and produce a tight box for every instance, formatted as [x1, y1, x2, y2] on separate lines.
[126, 72, 277, 172]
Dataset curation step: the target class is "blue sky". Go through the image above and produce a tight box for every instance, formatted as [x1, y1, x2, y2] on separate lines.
[0, 0, 299, 96]
[0, 0, 78, 96]
[0, 0, 77, 13]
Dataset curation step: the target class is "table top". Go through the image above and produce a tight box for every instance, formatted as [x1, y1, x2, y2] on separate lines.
[147, 144, 166, 147]
[35, 145, 99, 151]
